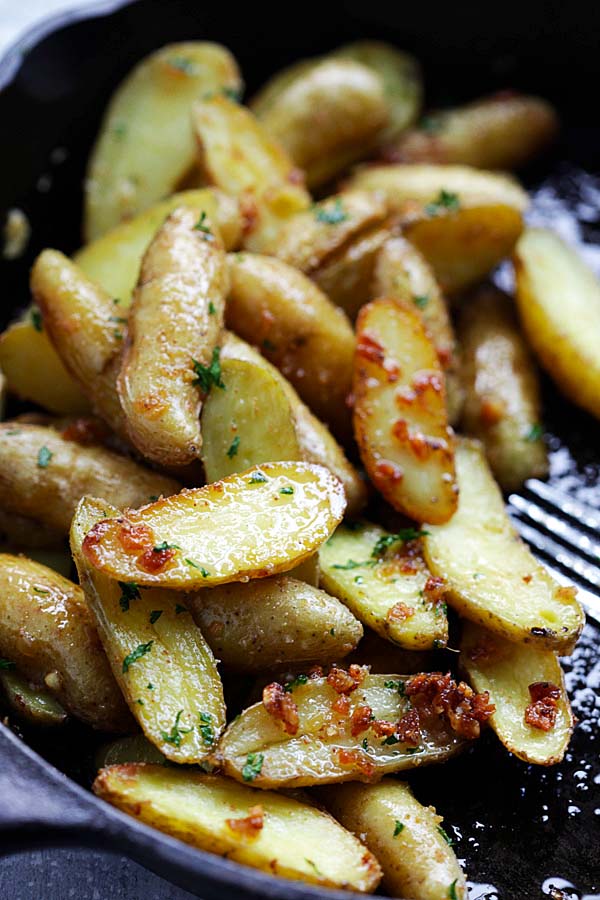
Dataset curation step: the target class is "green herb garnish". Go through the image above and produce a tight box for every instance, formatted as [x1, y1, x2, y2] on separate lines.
[425, 190, 460, 217]
[30, 307, 43, 332]
[227, 435, 240, 458]
[314, 198, 348, 225]
[284, 674, 308, 693]
[393, 820, 405, 837]
[279, 486, 294, 495]
[332, 559, 376, 570]
[242, 752, 264, 782]
[175, 603, 189, 614]
[413, 294, 429, 309]
[248, 471, 268, 484]
[37, 446, 52, 468]
[118, 581, 140, 613]
[449, 879, 458, 900]
[524, 423, 544, 442]
[194, 211, 214, 241]
[199, 711, 215, 746]
[168, 56, 195, 74]
[371, 529, 429, 557]
[208, 301, 216, 315]
[438, 825, 453, 845]
[122, 640, 154, 673]
[153, 541, 180, 553]
[192, 347, 225, 392]
[383, 679, 406, 696]
[149, 610, 163, 625]
[161, 709, 193, 747]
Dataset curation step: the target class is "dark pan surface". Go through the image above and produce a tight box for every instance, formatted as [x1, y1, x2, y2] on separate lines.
[0, 2, 599, 898]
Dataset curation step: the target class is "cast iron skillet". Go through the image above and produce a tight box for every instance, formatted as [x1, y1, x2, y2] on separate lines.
[0, 2, 599, 898]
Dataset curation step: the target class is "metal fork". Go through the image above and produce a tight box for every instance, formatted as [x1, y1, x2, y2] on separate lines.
[508, 480, 600, 625]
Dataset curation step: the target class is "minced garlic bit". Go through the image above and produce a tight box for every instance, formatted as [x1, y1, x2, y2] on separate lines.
[2, 208, 31, 260]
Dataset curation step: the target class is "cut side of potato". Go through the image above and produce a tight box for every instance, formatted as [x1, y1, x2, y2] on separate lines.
[458, 284, 548, 490]
[460, 621, 573, 766]
[514, 227, 600, 420]
[353, 298, 457, 524]
[190, 576, 363, 671]
[319, 520, 448, 650]
[192, 95, 310, 252]
[71, 498, 225, 763]
[81, 461, 346, 588]
[218, 671, 468, 788]
[320, 779, 466, 900]
[84, 42, 242, 241]
[424, 440, 584, 653]
[0, 553, 130, 731]
[226, 252, 355, 439]
[94, 765, 382, 892]
[118, 206, 228, 467]
[0, 423, 180, 534]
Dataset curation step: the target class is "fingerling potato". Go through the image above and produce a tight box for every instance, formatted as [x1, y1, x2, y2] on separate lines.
[94, 765, 382, 892]
[81, 461, 346, 588]
[353, 298, 457, 523]
[84, 42, 242, 240]
[0, 553, 130, 731]
[423, 440, 584, 653]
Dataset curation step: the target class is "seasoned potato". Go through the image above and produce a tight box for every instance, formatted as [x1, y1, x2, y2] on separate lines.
[460, 621, 573, 765]
[384, 92, 558, 169]
[31, 251, 126, 434]
[353, 298, 457, 524]
[217, 671, 466, 788]
[84, 42, 242, 240]
[0, 423, 179, 534]
[226, 253, 355, 437]
[189, 576, 363, 671]
[321, 780, 466, 900]
[514, 228, 600, 420]
[71, 498, 225, 763]
[319, 520, 448, 650]
[81, 461, 346, 588]
[424, 440, 584, 653]
[332, 41, 422, 145]
[192, 95, 310, 252]
[221, 332, 367, 515]
[94, 765, 382, 892]
[458, 284, 548, 490]
[76, 188, 242, 301]
[118, 206, 228, 467]
[0, 553, 130, 731]
[0, 670, 68, 727]
[251, 58, 388, 188]
[0, 314, 89, 415]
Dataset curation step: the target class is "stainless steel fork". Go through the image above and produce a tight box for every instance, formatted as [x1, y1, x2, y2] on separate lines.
[508, 479, 600, 625]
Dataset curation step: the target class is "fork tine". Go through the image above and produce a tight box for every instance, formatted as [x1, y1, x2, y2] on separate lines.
[508, 491, 600, 565]
[523, 478, 600, 533]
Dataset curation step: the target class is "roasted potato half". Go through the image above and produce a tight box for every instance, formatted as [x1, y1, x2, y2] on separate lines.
[71, 498, 225, 764]
[424, 440, 584, 653]
[81, 461, 346, 588]
[94, 765, 382, 892]
[460, 621, 573, 766]
[84, 42, 242, 240]
[189, 576, 363, 671]
[0, 423, 180, 533]
[320, 780, 466, 900]
[353, 298, 457, 524]
[514, 227, 600, 420]
[458, 284, 548, 490]
[0, 670, 68, 727]
[0, 553, 130, 731]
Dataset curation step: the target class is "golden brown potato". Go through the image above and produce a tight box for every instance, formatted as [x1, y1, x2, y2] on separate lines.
[71, 498, 225, 763]
[353, 298, 457, 524]
[192, 95, 310, 252]
[424, 439, 584, 653]
[81, 461, 346, 588]
[514, 227, 600, 420]
[0, 423, 179, 533]
[251, 58, 388, 188]
[458, 284, 548, 490]
[189, 576, 363, 671]
[0, 553, 130, 731]
[320, 780, 466, 900]
[118, 206, 228, 467]
[94, 765, 382, 892]
[383, 92, 558, 170]
[84, 42, 242, 240]
[226, 252, 355, 438]
[460, 621, 573, 766]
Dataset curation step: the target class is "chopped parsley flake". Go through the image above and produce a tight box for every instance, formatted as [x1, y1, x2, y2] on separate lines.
[0, 658, 15, 670]
[332, 559, 376, 570]
[118, 581, 140, 612]
[305, 859, 323, 877]
[175, 603, 189, 614]
[148, 495, 159, 503]
[227, 435, 240, 458]
[279, 486, 294, 495]
[222, 86, 242, 102]
[242, 751, 264, 782]
[248, 471, 268, 484]
[284, 674, 308, 693]
[314, 198, 348, 225]
[37, 446, 53, 468]
[371, 529, 429, 558]
[425, 190, 460, 217]
[524, 423, 544, 442]
[208, 301, 216, 315]
[30, 307, 43, 332]
[192, 347, 225, 392]
[168, 56, 195, 74]
[122, 640, 154, 673]
[381, 734, 400, 746]
[438, 825, 453, 845]
[329, 627, 335, 636]
[33, 587, 49, 595]
[147, 683, 154, 690]
[393, 820, 405, 837]
[149, 610, 163, 625]
[153, 541, 180, 553]
[109, 315, 127, 324]
[449, 879, 459, 900]
[199, 711, 215, 746]
[193, 211, 214, 241]
[161, 709, 193, 747]
[362, 738, 369, 750]
[413, 294, 429, 309]
[384, 679, 406, 696]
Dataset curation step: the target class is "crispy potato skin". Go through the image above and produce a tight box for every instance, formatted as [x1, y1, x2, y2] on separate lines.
[0, 423, 180, 533]
[460, 621, 573, 766]
[319, 780, 467, 900]
[383, 92, 558, 169]
[424, 440, 584, 653]
[94, 766, 382, 892]
[514, 228, 600, 420]
[189, 576, 363, 670]
[353, 298, 457, 524]
[118, 206, 228, 466]
[0, 553, 130, 731]
[252, 58, 388, 188]
[226, 253, 355, 439]
[84, 42, 242, 240]
[459, 285, 548, 490]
